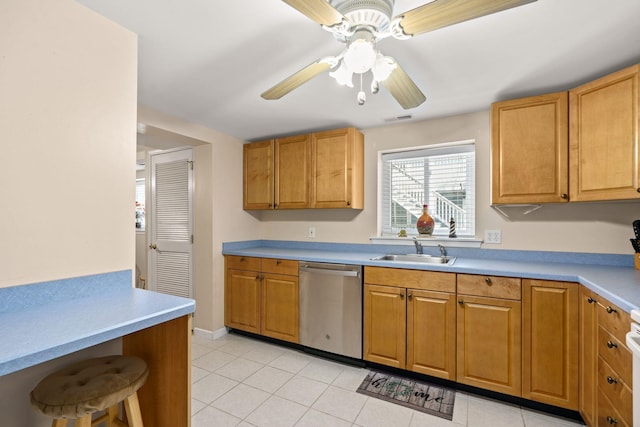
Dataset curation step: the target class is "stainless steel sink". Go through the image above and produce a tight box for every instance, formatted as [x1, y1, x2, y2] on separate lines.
[371, 254, 456, 265]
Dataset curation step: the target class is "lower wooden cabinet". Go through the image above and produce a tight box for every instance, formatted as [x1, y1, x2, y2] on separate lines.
[456, 274, 522, 397]
[456, 294, 522, 396]
[224, 256, 299, 343]
[363, 267, 456, 380]
[579, 287, 633, 426]
[522, 279, 579, 410]
[363, 283, 406, 369]
[580, 286, 599, 426]
[407, 289, 457, 379]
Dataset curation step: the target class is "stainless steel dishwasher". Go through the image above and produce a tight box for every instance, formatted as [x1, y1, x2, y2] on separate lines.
[299, 262, 362, 359]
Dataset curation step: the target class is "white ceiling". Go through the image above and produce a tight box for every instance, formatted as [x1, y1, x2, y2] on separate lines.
[76, 0, 640, 142]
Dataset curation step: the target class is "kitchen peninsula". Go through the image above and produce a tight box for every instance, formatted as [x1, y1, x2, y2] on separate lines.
[0, 270, 195, 427]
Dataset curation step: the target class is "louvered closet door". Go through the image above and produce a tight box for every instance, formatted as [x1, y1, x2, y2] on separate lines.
[148, 148, 193, 299]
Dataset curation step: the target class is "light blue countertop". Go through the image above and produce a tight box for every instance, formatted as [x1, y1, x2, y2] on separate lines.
[223, 240, 640, 314]
[0, 270, 195, 376]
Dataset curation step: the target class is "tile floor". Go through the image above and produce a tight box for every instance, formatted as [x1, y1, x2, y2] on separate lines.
[191, 333, 585, 427]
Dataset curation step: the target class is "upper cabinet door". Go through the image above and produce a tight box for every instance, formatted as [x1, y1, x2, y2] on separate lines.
[569, 64, 640, 201]
[243, 140, 274, 210]
[491, 92, 569, 204]
[311, 127, 364, 209]
[275, 134, 310, 209]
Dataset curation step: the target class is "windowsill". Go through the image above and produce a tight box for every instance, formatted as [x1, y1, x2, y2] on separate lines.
[370, 235, 483, 248]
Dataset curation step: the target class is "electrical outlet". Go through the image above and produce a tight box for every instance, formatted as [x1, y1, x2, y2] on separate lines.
[484, 229, 502, 244]
[308, 227, 316, 238]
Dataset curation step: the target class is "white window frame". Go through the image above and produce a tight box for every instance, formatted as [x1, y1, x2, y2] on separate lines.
[377, 140, 476, 239]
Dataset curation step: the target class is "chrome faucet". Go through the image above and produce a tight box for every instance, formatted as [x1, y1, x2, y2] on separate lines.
[413, 237, 423, 254]
[438, 244, 447, 257]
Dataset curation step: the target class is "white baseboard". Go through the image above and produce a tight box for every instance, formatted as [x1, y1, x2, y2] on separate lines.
[193, 326, 228, 340]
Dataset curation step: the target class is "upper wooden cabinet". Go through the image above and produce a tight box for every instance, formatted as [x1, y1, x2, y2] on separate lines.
[311, 128, 364, 209]
[569, 64, 640, 201]
[275, 134, 311, 209]
[491, 63, 640, 204]
[491, 92, 569, 204]
[243, 127, 364, 210]
[243, 140, 274, 210]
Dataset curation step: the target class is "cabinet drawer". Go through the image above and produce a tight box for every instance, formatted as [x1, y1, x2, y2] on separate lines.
[598, 326, 632, 384]
[457, 274, 521, 300]
[598, 357, 632, 423]
[261, 258, 298, 276]
[598, 299, 631, 344]
[598, 387, 631, 427]
[364, 266, 455, 293]
[226, 255, 261, 271]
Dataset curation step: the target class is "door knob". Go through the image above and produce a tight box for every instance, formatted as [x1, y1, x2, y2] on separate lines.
[149, 243, 157, 250]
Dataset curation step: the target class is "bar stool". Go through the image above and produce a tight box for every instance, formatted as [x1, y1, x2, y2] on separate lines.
[30, 355, 148, 427]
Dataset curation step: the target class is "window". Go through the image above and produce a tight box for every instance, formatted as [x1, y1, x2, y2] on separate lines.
[380, 141, 475, 237]
[135, 178, 145, 231]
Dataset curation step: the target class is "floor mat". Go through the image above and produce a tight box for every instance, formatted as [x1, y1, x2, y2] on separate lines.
[356, 370, 456, 420]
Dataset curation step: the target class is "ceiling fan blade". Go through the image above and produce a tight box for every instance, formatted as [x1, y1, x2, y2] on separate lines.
[381, 63, 426, 109]
[261, 60, 332, 100]
[282, 0, 345, 27]
[397, 0, 537, 37]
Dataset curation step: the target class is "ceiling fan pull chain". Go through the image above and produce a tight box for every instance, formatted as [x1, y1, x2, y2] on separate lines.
[357, 73, 366, 105]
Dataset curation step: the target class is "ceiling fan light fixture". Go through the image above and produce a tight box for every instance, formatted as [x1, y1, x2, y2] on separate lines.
[343, 37, 377, 73]
[329, 61, 354, 87]
[372, 53, 397, 82]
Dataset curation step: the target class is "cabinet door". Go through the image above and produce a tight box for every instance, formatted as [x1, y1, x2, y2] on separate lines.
[224, 268, 261, 333]
[522, 280, 579, 410]
[457, 295, 521, 396]
[569, 64, 640, 201]
[363, 284, 406, 368]
[275, 134, 310, 209]
[579, 287, 599, 427]
[243, 140, 274, 209]
[261, 273, 299, 343]
[491, 92, 569, 204]
[311, 128, 364, 209]
[407, 289, 456, 380]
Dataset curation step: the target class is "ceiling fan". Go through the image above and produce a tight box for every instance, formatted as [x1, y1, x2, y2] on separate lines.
[261, 0, 536, 109]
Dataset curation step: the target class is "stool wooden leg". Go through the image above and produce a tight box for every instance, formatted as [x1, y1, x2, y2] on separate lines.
[52, 419, 68, 427]
[75, 415, 92, 427]
[123, 392, 144, 427]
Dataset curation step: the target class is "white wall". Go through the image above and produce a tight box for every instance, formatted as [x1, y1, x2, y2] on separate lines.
[0, 0, 137, 424]
[258, 110, 639, 254]
[0, 0, 137, 287]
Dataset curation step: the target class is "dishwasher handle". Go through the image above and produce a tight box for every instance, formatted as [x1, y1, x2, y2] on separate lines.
[299, 265, 360, 277]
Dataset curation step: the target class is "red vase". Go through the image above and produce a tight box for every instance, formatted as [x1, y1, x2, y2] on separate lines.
[416, 204, 434, 235]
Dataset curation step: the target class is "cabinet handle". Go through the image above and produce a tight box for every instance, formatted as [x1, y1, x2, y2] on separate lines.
[407, 293, 413, 300]
[587, 297, 596, 304]
[347, 201, 351, 206]
[400, 292, 405, 300]
[607, 340, 618, 349]
[276, 260, 281, 265]
[606, 376, 618, 385]
[606, 416, 618, 425]
[458, 299, 464, 305]
[560, 193, 568, 199]
[240, 257, 245, 262]
[637, 188, 640, 193]
[606, 306, 617, 314]
[485, 277, 492, 285]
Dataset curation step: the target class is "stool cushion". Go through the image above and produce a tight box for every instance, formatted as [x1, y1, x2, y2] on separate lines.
[30, 355, 148, 419]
